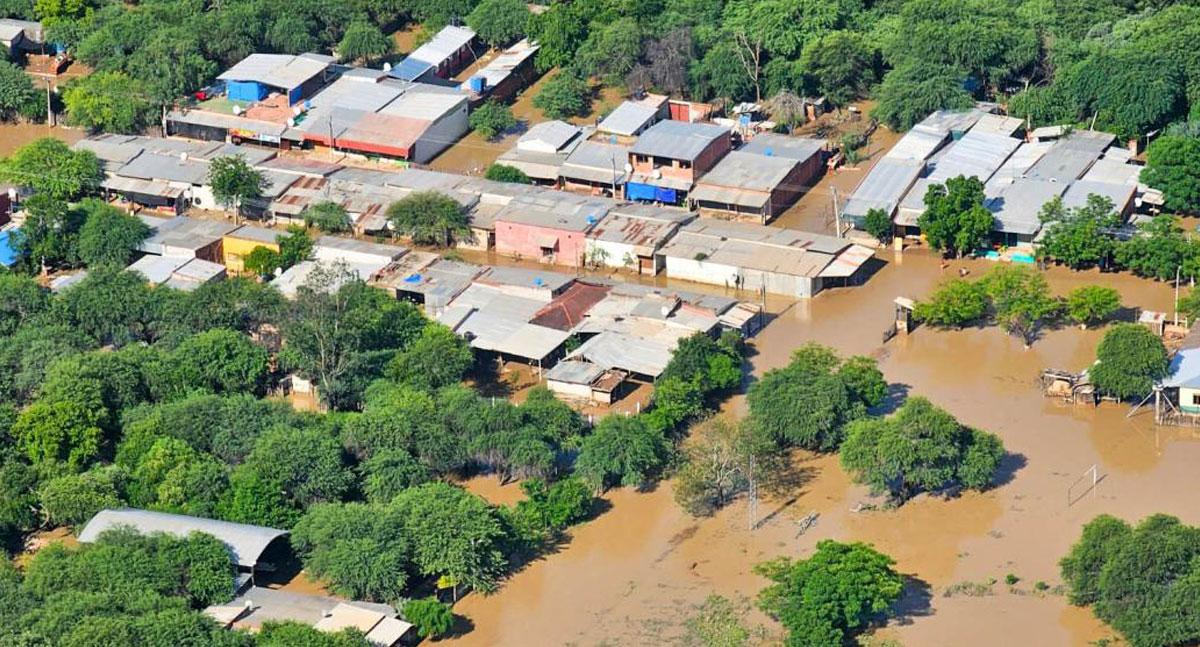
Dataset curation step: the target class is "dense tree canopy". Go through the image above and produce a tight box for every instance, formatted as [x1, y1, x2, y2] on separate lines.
[918, 175, 993, 257]
[1062, 514, 1200, 647]
[1089, 323, 1169, 400]
[756, 541, 904, 647]
[840, 397, 1005, 502]
[386, 191, 472, 248]
[1142, 136, 1200, 214]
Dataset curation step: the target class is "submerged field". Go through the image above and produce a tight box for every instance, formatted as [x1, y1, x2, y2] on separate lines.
[446, 251, 1190, 647]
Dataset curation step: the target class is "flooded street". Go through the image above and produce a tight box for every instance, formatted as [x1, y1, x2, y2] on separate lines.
[0, 122, 84, 157]
[441, 250, 1196, 647]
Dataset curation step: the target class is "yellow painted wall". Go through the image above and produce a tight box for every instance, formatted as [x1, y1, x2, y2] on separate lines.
[222, 236, 280, 274]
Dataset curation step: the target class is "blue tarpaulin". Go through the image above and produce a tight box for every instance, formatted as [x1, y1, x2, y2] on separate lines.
[0, 229, 21, 267]
[227, 80, 268, 103]
[654, 186, 677, 203]
[625, 182, 657, 202]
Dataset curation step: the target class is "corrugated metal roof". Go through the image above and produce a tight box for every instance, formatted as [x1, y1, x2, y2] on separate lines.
[118, 151, 210, 185]
[78, 508, 287, 569]
[462, 39, 540, 91]
[544, 360, 607, 385]
[493, 192, 614, 231]
[694, 150, 802, 193]
[218, 53, 330, 91]
[599, 101, 660, 136]
[390, 25, 476, 81]
[987, 177, 1067, 235]
[560, 140, 629, 185]
[885, 128, 945, 162]
[739, 133, 825, 161]
[629, 120, 728, 161]
[970, 113, 1024, 137]
[842, 157, 923, 220]
[1061, 180, 1135, 212]
[1026, 131, 1115, 183]
[925, 131, 1021, 184]
[517, 120, 581, 152]
[1081, 158, 1142, 187]
[567, 331, 674, 377]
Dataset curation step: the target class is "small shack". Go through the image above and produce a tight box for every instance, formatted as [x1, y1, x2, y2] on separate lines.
[544, 361, 626, 404]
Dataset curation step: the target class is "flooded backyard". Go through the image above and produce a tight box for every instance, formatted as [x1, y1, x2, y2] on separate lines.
[443, 251, 1195, 647]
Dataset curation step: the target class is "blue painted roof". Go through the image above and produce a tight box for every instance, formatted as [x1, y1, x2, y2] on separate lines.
[0, 229, 20, 267]
[389, 57, 434, 82]
[1163, 348, 1200, 389]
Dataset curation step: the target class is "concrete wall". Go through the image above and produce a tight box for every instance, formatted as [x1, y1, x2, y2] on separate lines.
[663, 255, 815, 298]
[495, 221, 588, 267]
[587, 239, 662, 274]
[547, 380, 593, 400]
[412, 100, 469, 164]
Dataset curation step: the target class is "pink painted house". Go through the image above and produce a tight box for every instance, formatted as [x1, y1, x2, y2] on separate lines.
[493, 192, 614, 267]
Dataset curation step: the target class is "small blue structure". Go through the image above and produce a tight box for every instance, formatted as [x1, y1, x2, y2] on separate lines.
[0, 229, 21, 267]
[216, 53, 333, 106]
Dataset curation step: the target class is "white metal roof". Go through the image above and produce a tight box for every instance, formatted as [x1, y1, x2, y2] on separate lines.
[78, 508, 287, 569]
[842, 157, 923, 219]
[218, 53, 330, 91]
[598, 101, 660, 137]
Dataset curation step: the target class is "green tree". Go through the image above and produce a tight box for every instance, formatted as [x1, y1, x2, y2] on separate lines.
[468, 101, 517, 140]
[338, 21, 393, 65]
[55, 266, 160, 346]
[13, 397, 106, 473]
[1065, 285, 1121, 328]
[863, 207, 892, 243]
[1142, 136, 1200, 214]
[576, 17, 643, 86]
[872, 62, 973, 132]
[277, 226, 314, 269]
[0, 273, 49, 336]
[1113, 215, 1191, 281]
[38, 466, 125, 526]
[673, 417, 775, 517]
[166, 329, 270, 397]
[0, 137, 102, 201]
[17, 194, 84, 269]
[61, 72, 155, 134]
[978, 265, 1060, 345]
[385, 191, 471, 247]
[919, 175, 993, 257]
[913, 278, 987, 328]
[840, 397, 1004, 502]
[280, 262, 427, 409]
[243, 246, 282, 279]
[755, 540, 904, 647]
[402, 599, 454, 640]
[208, 155, 267, 224]
[745, 344, 875, 450]
[575, 415, 671, 491]
[128, 28, 217, 115]
[800, 31, 877, 108]
[1060, 514, 1200, 647]
[242, 425, 352, 507]
[257, 621, 372, 647]
[291, 502, 412, 602]
[0, 60, 43, 122]
[531, 71, 590, 120]
[1088, 323, 1169, 400]
[484, 163, 531, 184]
[303, 201, 352, 234]
[466, 0, 530, 48]
[386, 324, 473, 389]
[361, 450, 430, 503]
[392, 482, 510, 593]
[1036, 195, 1122, 269]
[77, 199, 151, 268]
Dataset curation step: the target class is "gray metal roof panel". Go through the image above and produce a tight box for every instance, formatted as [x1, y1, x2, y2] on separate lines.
[598, 101, 660, 136]
[78, 508, 287, 568]
[628, 120, 728, 161]
[739, 134, 825, 161]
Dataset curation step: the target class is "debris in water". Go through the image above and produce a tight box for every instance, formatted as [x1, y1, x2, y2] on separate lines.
[795, 511, 819, 537]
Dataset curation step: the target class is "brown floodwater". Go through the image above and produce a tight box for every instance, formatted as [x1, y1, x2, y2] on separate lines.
[0, 121, 84, 157]
[440, 249, 1198, 647]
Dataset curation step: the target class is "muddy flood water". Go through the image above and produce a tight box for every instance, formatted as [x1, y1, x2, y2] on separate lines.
[447, 251, 1196, 647]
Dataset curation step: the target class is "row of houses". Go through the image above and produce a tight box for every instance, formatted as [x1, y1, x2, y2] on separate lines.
[842, 108, 1155, 246]
[74, 134, 872, 296]
[368, 255, 763, 401]
[164, 28, 539, 165]
[498, 108, 829, 223]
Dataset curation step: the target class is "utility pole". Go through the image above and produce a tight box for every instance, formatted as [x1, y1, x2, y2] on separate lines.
[832, 186, 842, 238]
[1176, 265, 1182, 326]
[44, 79, 52, 130]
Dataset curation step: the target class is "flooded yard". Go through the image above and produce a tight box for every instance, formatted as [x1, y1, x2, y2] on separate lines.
[441, 250, 1193, 647]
